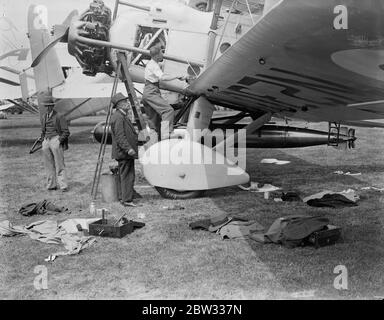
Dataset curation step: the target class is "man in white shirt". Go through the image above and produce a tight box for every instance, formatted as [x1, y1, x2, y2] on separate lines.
[142, 45, 187, 140]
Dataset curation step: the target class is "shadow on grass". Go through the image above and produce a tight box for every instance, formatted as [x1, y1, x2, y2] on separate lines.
[203, 149, 384, 298]
[2, 116, 383, 298]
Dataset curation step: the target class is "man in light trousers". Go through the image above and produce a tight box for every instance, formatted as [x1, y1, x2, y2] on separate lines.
[40, 94, 70, 191]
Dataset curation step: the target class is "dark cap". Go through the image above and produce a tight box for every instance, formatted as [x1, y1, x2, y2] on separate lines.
[196, 2, 207, 8]
[41, 94, 56, 107]
[111, 92, 127, 108]
[149, 45, 164, 59]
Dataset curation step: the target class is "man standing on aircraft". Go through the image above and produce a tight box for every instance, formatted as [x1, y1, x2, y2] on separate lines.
[142, 46, 187, 140]
[110, 93, 139, 207]
[40, 95, 70, 192]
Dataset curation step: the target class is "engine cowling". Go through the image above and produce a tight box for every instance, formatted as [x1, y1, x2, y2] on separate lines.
[92, 121, 112, 144]
[68, 0, 113, 76]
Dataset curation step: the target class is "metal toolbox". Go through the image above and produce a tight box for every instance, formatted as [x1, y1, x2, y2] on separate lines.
[89, 219, 133, 238]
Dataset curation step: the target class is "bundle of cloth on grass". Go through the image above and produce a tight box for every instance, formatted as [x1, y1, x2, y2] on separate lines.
[250, 215, 330, 248]
[0, 219, 97, 261]
[189, 214, 332, 248]
[303, 189, 359, 208]
[189, 214, 264, 240]
[19, 200, 70, 216]
[273, 191, 302, 202]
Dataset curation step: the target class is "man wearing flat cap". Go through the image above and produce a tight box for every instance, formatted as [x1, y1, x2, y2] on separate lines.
[110, 92, 139, 207]
[40, 94, 70, 191]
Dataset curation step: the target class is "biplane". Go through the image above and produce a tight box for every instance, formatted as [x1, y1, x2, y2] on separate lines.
[31, 0, 384, 198]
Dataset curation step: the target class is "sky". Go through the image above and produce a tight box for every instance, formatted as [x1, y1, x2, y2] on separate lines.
[0, 0, 264, 39]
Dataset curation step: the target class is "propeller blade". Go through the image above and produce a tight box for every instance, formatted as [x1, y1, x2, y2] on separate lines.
[19, 72, 29, 101]
[51, 10, 78, 39]
[62, 10, 79, 27]
[31, 30, 68, 68]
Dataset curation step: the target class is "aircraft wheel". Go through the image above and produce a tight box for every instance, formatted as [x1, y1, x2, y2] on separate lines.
[155, 187, 204, 199]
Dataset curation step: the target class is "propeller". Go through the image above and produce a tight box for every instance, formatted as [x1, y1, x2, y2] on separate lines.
[30, 10, 78, 68]
[31, 30, 69, 68]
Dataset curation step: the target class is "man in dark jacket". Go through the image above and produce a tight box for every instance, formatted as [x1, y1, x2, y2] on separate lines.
[110, 93, 139, 207]
[40, 94, 70, 191]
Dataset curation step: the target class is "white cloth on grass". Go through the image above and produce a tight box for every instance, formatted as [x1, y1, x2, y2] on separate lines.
[0, 220, 96, 261]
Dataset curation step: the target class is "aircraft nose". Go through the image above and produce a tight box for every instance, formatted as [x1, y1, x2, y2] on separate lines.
[66, 1, 113, 76]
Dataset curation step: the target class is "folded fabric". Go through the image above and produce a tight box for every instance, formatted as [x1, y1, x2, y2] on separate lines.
[208, 217, 233, 232]
[54, 234, 97, 256]
[361, 186, 384, 192]
[238, 182, 281, 193]
[189, 214, 247, 231]
[249, 215, 330, 247]
[303, 189, 359, 203]
[307, 194, 358, 208]
[210, 214, 231, 227]
[0, 219, 96, 261]
[261, 159, 291, 165]
[338, 189, 360, 202]
[333, 171, 362, 176]
[59, 218, 100, 234]
[189, 219, 211, 230]
[238, 182, 259, 191]
[26, 220, 65, 244]
[0, 220, 27, 237]
[303, 190, 334, 203]
[19, 200, 71, 216]
[219, 221, 264, 240]
[281, 192, 302, 202]
[253, 184, 281, 193]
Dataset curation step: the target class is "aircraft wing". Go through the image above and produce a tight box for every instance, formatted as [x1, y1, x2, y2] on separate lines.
[0, 103, 14, 111]
[187, 0, 384, 123]
[0, 67, 36, 100]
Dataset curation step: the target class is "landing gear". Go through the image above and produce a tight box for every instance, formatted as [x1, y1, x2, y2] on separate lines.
[155, 187, 204, 199]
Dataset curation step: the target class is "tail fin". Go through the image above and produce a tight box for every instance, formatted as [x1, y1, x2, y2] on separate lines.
[28, 5, 64, 93]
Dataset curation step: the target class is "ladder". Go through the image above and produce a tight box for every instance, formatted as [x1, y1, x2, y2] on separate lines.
[90, 51, 149, 202]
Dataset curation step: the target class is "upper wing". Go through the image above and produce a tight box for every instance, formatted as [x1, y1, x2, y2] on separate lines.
[187, 0, 384, 123]
[0, 103, 14, 112]
[0, 15, 36, 99]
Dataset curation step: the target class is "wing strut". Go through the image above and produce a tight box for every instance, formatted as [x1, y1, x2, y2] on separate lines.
[214, 112, 272, 155]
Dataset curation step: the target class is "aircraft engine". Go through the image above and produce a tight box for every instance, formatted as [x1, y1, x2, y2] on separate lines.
[68, 0, 113, 76]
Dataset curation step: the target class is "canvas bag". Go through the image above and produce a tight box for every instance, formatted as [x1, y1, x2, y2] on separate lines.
[252, 215, 329, 248]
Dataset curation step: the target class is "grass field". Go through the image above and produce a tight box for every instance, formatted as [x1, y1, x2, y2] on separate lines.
[1, 113, 383, 300]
